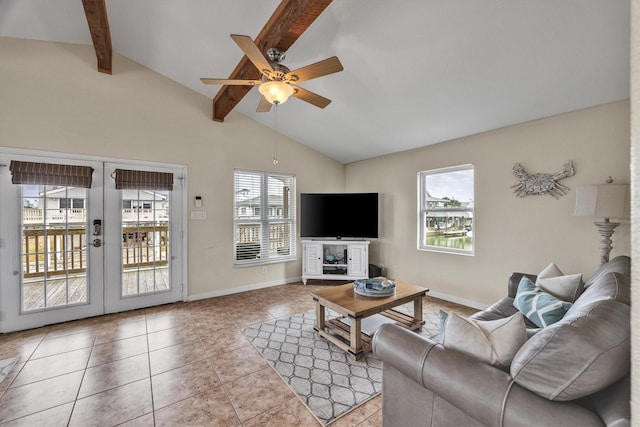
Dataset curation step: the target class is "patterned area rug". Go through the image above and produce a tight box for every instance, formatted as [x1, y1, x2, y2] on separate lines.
[0, 357, 18, 385]
[243, 307, 441, 425]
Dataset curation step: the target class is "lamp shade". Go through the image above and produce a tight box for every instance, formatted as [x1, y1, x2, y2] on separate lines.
[258, 81, 295, 105]
[573, 184, 630, 219]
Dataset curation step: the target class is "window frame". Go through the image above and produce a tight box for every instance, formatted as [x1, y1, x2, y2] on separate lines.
[418, 164, 475, 255]
[233, 169, 296, 266]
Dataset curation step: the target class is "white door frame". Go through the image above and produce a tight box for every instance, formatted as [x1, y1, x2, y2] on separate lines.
[0, 148, 188, 333]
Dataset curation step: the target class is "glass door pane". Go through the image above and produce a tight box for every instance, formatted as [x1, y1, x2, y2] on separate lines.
[21, 185, 89, 311]
[121, 189, 170, 296]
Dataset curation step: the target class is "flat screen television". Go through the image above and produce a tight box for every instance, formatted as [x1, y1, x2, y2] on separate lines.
[300, 193, 379, 239]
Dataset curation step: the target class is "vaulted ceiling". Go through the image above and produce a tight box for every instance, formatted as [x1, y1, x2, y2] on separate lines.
[0, 1, 630, 164]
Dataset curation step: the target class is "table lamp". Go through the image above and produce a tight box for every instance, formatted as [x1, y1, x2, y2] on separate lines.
[574, 177, 630, 265]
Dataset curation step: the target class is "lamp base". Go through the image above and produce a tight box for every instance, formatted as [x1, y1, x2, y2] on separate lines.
[594, 220, 620, 265]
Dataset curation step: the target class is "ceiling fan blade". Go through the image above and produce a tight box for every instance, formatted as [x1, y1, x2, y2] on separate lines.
[256, 96, 273, 112]
[230, 34, 274, 78]
[285, 57, 343, 83]
[200, 78, 260, 85]
[291, 86, 332, 109]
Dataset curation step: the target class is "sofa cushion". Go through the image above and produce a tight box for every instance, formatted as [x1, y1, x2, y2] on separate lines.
[535, 262, 584, 302]
[441, 312, 527, 370]
[513, 277, 572, 328]
[583, 255, 630, 289]
[511, 272, 631, 401]
[471, 297, 518, 321]
[467, 301, 540, 338]
[577, 263, 631, 306]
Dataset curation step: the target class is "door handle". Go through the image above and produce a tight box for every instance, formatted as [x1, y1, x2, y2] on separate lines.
[92, 239, 102, 247]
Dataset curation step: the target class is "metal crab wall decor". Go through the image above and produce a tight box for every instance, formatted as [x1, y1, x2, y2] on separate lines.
[511, 161, 575, 199]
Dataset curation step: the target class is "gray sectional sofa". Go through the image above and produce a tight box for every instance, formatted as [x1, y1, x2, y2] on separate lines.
[372, 255, 631, 426]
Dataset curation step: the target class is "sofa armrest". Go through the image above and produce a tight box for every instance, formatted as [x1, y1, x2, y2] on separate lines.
[373, 324, 605, 426]
[508, 272, 537, 297]
[579, 375, 630, 426]
[373, 323, 513, 426]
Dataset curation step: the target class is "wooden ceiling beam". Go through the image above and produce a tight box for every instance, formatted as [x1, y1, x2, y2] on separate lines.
[82, 0, 113, 74]
[211, 0, 333, 122]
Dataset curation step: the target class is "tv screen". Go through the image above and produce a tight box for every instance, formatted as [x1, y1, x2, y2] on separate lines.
[300, 193, 379, 239]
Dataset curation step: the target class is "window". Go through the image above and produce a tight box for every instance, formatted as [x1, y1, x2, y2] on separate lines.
[59, 198, 85, 209]
[234, 170, 296, 265]
[418, 164, 474, 255]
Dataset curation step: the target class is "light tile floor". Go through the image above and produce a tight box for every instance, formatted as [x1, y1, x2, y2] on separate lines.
[0, 281, 477, 426]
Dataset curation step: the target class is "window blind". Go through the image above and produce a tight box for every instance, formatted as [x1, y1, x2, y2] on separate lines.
[115, 169, 173, 191]
[233, 170, 296, 265]
[9, 160, 94, 188]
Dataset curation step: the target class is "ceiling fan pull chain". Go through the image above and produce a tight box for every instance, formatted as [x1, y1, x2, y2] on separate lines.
[273, 102, 279, 165]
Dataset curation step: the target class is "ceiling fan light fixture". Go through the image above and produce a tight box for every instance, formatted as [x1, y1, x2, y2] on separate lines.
[258, 81, 294, 105]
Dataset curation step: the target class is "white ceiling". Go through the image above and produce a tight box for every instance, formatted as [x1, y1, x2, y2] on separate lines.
[0, 1, 630, 164]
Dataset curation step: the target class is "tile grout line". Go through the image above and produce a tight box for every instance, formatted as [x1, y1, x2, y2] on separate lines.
[143, 311, 158, 426]
[66, 326, 99, 425]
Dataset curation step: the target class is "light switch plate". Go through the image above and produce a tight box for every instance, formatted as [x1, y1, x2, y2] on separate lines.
[190, 211, 207, 220]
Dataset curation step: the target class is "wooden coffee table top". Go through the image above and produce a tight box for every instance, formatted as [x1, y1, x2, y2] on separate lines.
[310, 280, 429, 318]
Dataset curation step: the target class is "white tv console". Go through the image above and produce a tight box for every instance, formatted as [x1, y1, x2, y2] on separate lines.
[301, 239, 370, 285]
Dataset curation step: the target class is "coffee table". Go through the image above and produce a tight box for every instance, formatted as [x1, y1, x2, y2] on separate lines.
[310, 280, 428, 360]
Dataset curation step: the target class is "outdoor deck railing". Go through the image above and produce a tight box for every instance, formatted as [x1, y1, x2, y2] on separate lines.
[23, 208, 168, 224]
[22, 225, 169, 278]
[236, 222, 291, 255]
[22, 221, 289, 279]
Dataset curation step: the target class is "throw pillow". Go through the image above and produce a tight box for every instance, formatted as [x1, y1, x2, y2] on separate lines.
[438, 309, 448, 331]
[535, 262, 584, 302]
[513, 277, 573, 328]
[536, 273, 583, 302]
[441, 311, 527, 370]
[536, 262, 564, 280]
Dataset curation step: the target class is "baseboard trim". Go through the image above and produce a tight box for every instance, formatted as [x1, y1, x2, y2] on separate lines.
[187, 276, 302, 302]
[187, 277, 487, 311]
[426, 290, 487, 311]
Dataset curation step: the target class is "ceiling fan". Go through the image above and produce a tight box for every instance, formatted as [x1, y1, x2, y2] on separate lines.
[201, 34, 343, 112]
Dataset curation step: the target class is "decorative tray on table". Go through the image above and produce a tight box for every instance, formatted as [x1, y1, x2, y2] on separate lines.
[353, 278, 396, 297]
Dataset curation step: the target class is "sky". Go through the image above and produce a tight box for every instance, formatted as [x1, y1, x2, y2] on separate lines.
[425, 168, 474, 203]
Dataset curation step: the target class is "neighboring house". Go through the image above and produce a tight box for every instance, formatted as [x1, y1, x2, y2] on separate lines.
[235, 194, 285, 219]
[424, 192, 473, 232]
[23, 188, 169, 225]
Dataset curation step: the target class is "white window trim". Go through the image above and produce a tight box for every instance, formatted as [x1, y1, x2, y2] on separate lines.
[233, 169, 296, 266]
[418, 164, 475, 256]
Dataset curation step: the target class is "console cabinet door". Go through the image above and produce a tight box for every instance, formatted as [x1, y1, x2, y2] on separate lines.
[347, 244, 368, 278]
[304, 242, 323, 276]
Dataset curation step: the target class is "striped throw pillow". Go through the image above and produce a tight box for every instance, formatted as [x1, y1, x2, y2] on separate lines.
[513, 277, 572, 328]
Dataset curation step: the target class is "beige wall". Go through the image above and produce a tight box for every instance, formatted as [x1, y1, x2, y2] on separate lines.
[0, 37, 632, 309]
[0, 37, 346, 298]
[346, 101, 631, 307]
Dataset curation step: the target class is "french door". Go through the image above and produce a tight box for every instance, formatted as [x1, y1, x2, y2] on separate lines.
[0, 153, 184, 333]
[103, 162, 183, 313]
